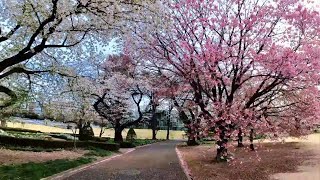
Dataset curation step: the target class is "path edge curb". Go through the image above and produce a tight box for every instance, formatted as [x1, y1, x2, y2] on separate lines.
[175, 145, 193, 180]
[42, 148, 136, 180]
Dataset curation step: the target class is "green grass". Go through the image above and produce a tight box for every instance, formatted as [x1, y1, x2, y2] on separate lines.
[132, 139, 161, 146]
[1, 145, 63, 152]
[6, 122, 186, 139]
[84, 146, 114, 157]
[105, 138, 162, 148]
[1, 130, 48, 140]
[0, 157, 95, 180]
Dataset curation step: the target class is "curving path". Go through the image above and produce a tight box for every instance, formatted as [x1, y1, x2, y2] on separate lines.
[61, 141, 187, 180]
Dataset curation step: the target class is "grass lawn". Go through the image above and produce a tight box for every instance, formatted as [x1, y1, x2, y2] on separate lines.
[84, 147, 114, 157]
[178, 142, 317, 180]
[0, 157, 95, 180]
[1, 145, 63, 152]
[6, 122, 186, 139]
[0, 146, 114, 179]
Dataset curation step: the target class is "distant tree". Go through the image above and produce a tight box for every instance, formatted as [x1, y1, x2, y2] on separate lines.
[93, 54, 147, 142]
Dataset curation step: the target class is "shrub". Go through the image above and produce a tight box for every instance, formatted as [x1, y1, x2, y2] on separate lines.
[0, 135, 119, 151]
[49, 133, 76, 141]
[92, 137, 111, 142]
[119, 141, 136, 148]
[0, 127, 41, 133]
[79, 123, 94, 141]
[126, 128, 137, 142]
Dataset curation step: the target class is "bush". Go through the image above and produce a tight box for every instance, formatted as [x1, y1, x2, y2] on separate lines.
[0, 127, 41, 133]
[49, 133, 76, 141]
[91, 137, 111, 142]
[79, 123, 94, 141]
[0, 135, 119, 151]
[119, 141, 136, 148]
[126, 128, 137, 142]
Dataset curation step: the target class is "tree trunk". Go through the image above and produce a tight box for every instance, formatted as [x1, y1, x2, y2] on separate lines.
[187, 136, 198, 146]
[237, 128, 244, 147]
[72, 128, 77, 149]
[99, 126, 104, 138]
[216, 128, 228, 162]
[77, 120, 84, 140]
[114, 127, 123, 142]
[0, 120, 7, 127]
[166, 117, 170, 140]
[166, 102, 173, 140]
[186, 127, 199, 146]
[151, 109, 157, 140]
[152, 119, 157, 140]
[249, 128, 254, 151]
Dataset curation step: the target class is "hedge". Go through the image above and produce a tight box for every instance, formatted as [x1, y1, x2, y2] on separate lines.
[0, 127, 41, 133]
[119, 141, 136, 148]
[91, 137, 111, 142]
[0, 135, 119, 151]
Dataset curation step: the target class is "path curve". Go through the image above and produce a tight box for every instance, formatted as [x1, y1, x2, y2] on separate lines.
[60, 141, 188, 180]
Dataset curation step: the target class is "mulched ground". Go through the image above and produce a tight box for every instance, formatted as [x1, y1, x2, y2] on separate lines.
[178, 142, 315, 180]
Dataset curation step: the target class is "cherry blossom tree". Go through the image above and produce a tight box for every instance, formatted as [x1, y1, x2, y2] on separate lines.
[93, 54, 148, 142]
[63, 77, 99, 140]
[134, 0, 320, 161]
[0, 0, 160, 109]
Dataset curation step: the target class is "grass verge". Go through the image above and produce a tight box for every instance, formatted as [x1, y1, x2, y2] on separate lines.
[0, 157, 95, 180]
[132, 139, 161, 146]
[0, 145, 63, 152]
[84, 146, 114, 157]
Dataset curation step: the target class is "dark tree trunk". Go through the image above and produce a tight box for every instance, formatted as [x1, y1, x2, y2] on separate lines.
[114, 127, 123, 142]
[0, 120, 7, 127]
[166, 117, 170, 140]
[187, 136, 198, 146]
[216, 127, 228, 162]
[166, 104, 173, 140]
[99, 127, 104, 138]
[249, 128, 254, 151]
[237, 128, 244, 147]
[77, 120, 84, 140]
[186, 126, 199, 146]
[151, 113, 157, 140]
[150, 92, 158, 140]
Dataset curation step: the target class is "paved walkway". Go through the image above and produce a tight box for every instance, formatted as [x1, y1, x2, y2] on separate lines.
[62, 141, 187, 180]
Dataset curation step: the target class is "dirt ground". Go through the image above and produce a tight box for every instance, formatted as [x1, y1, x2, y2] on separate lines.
[178, 134, 320, 180]
[271, 134, 320, 180]
[0, 148, 88, 166]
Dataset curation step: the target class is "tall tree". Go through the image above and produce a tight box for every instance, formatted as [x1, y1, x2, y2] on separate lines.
[0, 0, 160, 109]
[93, 54, 147, 142]
[134, 0, 320, 160]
